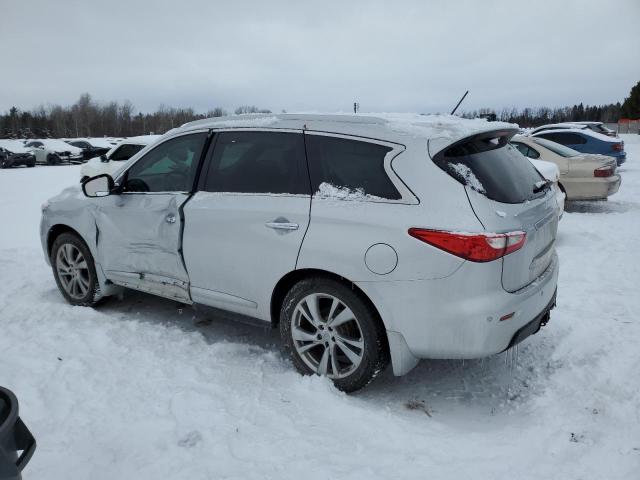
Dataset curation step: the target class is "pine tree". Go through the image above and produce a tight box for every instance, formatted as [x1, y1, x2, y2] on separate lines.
[621, 81, 640, 119]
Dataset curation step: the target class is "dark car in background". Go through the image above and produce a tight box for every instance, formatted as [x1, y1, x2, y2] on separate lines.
[65, 138, 113, 161]
[0, 140, 36, 168]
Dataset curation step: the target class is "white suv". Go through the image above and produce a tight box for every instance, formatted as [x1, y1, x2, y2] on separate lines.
[41, 114, 559, 392]
[80, 135, 161, 182]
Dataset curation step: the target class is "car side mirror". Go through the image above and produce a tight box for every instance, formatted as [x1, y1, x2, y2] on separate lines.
[82, 174, 115, 198]
[100, 154, 108, 162]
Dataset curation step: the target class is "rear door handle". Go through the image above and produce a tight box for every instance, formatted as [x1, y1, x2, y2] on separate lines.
[265, 221, 299, 231]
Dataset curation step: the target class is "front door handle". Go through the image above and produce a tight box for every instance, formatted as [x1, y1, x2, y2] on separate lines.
[265, 221, 299, 231]
[166, 213, 176, 224]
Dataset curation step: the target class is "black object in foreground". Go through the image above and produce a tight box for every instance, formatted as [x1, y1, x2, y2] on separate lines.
[0, 387, 36, 480]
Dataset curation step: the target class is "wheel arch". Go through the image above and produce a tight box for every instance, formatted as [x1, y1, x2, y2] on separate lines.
[270, 268, 387, 330]
[47, 224, 84, 258]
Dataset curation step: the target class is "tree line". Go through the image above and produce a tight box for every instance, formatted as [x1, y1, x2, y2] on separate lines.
[462, 80, 640, 127]
[1, 80, 638, 138]
[0, 93, 272, 139]
[461, 102, 624, 127]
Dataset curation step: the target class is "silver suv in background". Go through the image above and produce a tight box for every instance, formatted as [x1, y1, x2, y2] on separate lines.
[40, 114, 559, 392]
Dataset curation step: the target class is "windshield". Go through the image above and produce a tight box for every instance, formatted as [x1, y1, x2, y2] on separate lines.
[532, 137, 580, 157]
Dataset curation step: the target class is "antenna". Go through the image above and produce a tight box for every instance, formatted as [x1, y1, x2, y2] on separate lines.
[450, 90, 469, 115]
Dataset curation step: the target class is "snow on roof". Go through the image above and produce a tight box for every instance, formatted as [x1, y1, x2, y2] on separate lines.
[531, 127, 619, 143]
[180, 113, 518, 156]
[86, 137, 116, 148]
[116, 135, 162, 146]
[0, 139, 31, 153]
[31, 139, 83, 152]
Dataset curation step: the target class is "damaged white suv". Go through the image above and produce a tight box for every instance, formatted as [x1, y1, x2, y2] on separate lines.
[40, 114, 559, 392]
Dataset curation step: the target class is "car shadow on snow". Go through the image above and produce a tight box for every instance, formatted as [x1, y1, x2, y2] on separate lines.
[97, 288, 561, 416]
[564, 200, 639, 214]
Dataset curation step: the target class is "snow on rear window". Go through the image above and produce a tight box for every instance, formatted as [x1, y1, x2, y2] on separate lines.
[448, 163, 486, 194]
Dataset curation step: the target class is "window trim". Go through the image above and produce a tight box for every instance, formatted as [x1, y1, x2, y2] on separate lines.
[115, 129, 211, 195]
[196, 127, 311, 198]
[303, 130, 418, 205]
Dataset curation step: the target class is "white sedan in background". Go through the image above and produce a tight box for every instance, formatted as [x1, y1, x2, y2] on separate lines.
[80, 135, 161, 182]
[511, 135, 620, 201]
[25, 139, 84, 165]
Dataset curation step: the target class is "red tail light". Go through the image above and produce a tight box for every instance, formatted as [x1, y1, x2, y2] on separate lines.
[612, 143, 623, 152]
[594, 166, 614, 177]
[408, 229, 526, 262]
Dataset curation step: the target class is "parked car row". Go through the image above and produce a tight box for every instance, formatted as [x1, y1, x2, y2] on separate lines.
[0, 136, 158, 169]
[529, 122, 626, 165]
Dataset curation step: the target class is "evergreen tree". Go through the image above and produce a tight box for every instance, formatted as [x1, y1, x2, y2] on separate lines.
[621, 81, 640, 119]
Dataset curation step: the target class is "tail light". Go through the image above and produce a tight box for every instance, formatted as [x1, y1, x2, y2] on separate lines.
[594, 166, 614, 178]
[612, 143, 623, 152]
[408, 229, 526, 262]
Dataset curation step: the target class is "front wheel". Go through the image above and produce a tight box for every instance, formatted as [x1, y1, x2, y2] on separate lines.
[280, 277, 389, 392]
[51, 233, 100, 306]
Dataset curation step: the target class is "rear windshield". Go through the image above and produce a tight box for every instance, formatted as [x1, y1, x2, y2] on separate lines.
[433, 133, 545, 204]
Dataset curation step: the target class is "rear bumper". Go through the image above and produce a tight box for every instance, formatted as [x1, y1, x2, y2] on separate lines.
[502, 288, 556, 351]
[356, 251, 559, 371]
[564, 175, 621, 200]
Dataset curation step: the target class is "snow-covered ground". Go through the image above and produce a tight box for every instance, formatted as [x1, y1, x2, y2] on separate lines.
[1, 136, 639, 479]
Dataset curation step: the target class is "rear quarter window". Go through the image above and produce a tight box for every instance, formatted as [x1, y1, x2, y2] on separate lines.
[305, 135, 401, 200]
[433, 133, 545, 204]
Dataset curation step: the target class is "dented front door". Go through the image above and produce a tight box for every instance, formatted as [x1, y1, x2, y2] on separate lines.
[95, 192, 191, 301]
[92, 131, 209, 303]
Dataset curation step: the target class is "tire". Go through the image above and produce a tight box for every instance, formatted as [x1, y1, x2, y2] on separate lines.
[51, 232, 101, 307]
[280, 277, 389, 392]
[27, 162, 35, 168]
[46, 153, 59, 165]
[0, 158, 7, 169]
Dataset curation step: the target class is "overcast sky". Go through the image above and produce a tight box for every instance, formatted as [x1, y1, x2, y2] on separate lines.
[1, 0, 639, 115]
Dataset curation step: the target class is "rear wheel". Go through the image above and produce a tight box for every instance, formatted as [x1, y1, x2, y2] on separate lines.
[280, 277, 389, 392]
[51, 233, 100, 306]
[46, 153, 59, 165]
[0, 159, 7, 169]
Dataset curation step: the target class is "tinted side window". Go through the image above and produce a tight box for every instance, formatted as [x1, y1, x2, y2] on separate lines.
[305, 135, 400, 199]
[539, 132, 586, 145]
[110, 143, 146, 161]
[203, 131, 309, 194]
[124, 133, 207, 193]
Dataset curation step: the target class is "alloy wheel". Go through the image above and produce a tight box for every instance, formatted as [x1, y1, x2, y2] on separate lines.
[291, 293, 365, 379]
[56, 243, 91, 299]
